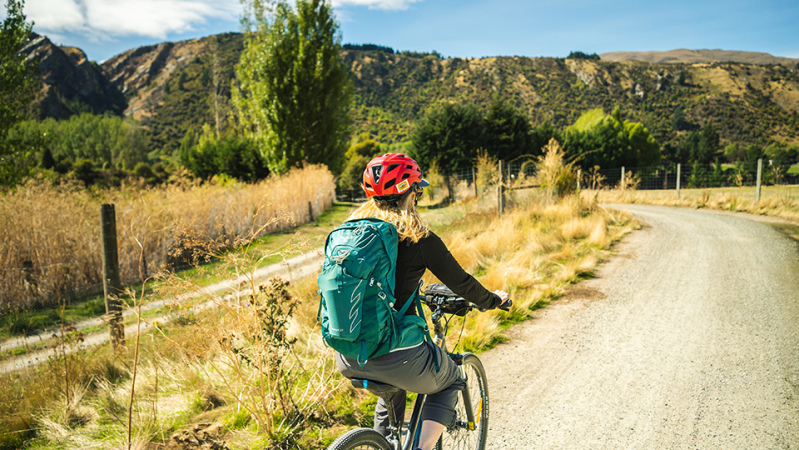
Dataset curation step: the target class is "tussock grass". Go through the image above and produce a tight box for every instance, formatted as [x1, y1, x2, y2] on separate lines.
[595, 185, 799, 223]
[426, 193, 635, 353]
[0, 165, 335, 312]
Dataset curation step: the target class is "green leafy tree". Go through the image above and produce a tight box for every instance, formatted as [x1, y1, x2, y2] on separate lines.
[338, 138, 382, 189]
[564, 107, 661, 170]
[234, 0, 352, 175]
[180, 124, 268, 181]
[764, 142, 793, 184]
[484, 97, 533, 162]
[687, 160, 707, 188]
[530, 122, 561, 156]
[0, 0, 37, 187]
[411, 102, 485, 173]
[709, 158, 725, 187]
[10, 114, 149, 170]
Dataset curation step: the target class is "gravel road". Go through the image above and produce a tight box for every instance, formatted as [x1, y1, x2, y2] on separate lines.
[484, 204, 799, 449]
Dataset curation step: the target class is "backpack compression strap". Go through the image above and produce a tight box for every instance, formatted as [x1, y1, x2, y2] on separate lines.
[412, 281, 440, 372]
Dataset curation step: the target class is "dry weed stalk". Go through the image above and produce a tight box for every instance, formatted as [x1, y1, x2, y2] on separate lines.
[474, 149, 498, 195]
[619, 171, 641, 191]
[587, 165, 606, 190]
[535, 139, 578, 201]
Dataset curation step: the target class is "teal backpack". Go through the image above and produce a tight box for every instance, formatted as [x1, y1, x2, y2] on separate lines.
[317, 218, 432, 366]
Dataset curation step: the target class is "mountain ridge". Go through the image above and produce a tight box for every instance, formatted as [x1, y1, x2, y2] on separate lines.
[601, 48, 799, 66]
[19, 33, 799, 157]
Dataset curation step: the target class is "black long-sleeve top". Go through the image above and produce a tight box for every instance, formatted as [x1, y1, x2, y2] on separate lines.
[393, 231, 501, 314]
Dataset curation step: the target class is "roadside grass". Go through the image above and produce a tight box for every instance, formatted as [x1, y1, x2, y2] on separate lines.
[1, 165, 336, 316]
[0, 202, 358, 345]
[594, 184, 799, 223]
[2, 161, 637, 448]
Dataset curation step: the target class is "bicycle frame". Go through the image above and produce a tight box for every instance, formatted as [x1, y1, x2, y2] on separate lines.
[372, 301, 479, 450]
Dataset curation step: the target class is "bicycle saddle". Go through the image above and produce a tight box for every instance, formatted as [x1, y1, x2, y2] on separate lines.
[349, 378, 401, 397]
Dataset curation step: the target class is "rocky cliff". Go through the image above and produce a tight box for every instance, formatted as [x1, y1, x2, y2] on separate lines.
[20, 33, 125, 119]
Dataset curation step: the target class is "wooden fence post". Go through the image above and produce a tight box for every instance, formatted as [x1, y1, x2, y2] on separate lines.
[308, 201, 314, 222]
[101, 204, 125, 351]
[577, 168, 581, 191]
[756, 158, 763, 203]
[621, 166, 626, 192]
[473, 167, 478, 198]
[676, 164, 681, 200]
[498, 160, 505, 215]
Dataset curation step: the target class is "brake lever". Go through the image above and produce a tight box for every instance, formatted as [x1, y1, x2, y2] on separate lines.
[498, 299, 513, 312]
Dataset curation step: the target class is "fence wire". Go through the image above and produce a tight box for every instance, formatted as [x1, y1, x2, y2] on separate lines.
[337, 159, 799, 202]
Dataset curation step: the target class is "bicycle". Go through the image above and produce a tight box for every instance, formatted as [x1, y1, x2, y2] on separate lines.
[327, 283, 512, 450]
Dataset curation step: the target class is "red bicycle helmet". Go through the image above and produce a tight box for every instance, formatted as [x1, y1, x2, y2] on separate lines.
[362, 153, 429, 198]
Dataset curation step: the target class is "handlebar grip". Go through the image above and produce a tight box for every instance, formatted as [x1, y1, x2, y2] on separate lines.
[498, 299, 512, 311]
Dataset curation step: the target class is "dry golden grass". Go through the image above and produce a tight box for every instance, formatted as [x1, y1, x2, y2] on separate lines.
[423, 192, 636, 353]
[0, 165, 335, 311]
[595, 185, 799, 223]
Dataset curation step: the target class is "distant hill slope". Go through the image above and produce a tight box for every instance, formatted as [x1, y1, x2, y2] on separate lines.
[21, 34, 799, 158]
[20, 33, 126, 119]
[601, 49, 799, 66]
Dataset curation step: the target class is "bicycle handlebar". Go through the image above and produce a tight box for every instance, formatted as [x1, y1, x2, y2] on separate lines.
[421, 283, 512, 315]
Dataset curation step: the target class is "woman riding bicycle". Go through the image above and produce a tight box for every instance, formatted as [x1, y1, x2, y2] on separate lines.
[335, 153, 509, 450]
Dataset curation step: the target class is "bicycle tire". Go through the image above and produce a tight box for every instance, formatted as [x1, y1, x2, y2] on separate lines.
[436, 353, 489, 450]
[327, 428, 392, 450]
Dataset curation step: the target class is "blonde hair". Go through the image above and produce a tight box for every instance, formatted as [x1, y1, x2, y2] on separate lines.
[348, 193, 430, 243]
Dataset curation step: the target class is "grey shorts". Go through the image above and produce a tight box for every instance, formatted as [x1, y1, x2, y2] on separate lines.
[337, 342, 463, 431]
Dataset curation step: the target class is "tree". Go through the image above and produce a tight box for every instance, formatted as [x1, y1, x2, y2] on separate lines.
[484, 97, 533, 163]
[234, 0, 352, 175]
[180, 124, 268, 181]
[530, 122, 561, 157]
[0, 0, 37, 187]
[410, 102, 485, 174]
[563, 107, 661, 170]
[338, 138, 382, 189]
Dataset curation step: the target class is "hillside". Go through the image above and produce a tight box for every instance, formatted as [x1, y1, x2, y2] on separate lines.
[23, 33, 799, 157]
[20, 33, 126, 119]
[601, 49, 799, 66]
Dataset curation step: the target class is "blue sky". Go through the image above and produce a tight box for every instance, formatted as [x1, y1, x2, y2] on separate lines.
[9, 0, 799, 63]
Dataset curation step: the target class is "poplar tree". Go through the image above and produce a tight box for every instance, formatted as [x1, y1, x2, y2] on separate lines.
[234, 0, 352, 175]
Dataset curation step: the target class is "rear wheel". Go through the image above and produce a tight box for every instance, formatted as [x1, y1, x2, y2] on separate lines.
[327, 428, 391, 450]
[436, 353, 489, 450]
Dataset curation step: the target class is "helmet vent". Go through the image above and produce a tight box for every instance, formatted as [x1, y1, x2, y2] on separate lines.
[371, 166, 383, 183]
[387, 164, 400, 173]
[383, 178, 396, 189]
[401, 173, 410, 180]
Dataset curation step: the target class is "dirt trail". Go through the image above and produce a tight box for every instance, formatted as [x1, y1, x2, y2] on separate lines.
[484, 204, 799, 449]
[0, 249, 324, 373]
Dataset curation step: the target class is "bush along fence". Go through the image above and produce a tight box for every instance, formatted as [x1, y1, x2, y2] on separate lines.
[0, 165, 336, 313]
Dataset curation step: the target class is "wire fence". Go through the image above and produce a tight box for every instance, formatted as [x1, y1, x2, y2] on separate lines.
[336, 159, 799, 205]
[587, 161, 799, 191]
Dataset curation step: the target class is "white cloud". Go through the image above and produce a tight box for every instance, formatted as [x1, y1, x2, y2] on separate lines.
[331, 0, 424, 11]
[25, 0, 240, 40]
[25, 0, 85, 31]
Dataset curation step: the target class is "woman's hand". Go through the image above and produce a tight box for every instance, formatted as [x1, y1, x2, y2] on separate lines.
[494, 290, 510, 305]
